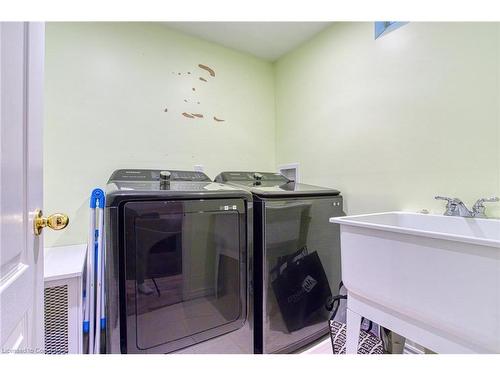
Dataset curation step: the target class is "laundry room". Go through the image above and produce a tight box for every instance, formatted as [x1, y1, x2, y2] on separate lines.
[1, 1, 500, 368]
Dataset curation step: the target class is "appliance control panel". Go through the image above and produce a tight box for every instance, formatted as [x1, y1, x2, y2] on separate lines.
[108, 169, 211, 182]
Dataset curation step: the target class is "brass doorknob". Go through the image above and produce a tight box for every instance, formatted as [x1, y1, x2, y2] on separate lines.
[33, 209, 69, 235]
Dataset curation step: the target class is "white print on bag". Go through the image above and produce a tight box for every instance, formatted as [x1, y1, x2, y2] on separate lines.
[302, 275, 318, 293]
[287, 275, 318, 304]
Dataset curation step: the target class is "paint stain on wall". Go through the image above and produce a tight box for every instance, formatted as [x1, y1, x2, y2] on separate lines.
[198, 64, 216, 77]
[165, 63, 225, 123]
[181, 112, 204, 120]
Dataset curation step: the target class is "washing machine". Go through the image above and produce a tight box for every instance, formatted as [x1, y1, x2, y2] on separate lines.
[105, 169, 253, 353]
[214, 171, 344, 354]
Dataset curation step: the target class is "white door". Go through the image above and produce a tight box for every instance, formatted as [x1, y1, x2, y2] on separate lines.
[0, 22, 45, 353]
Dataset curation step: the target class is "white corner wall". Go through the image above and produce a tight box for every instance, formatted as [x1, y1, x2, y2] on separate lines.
[44, 22, 276, 247]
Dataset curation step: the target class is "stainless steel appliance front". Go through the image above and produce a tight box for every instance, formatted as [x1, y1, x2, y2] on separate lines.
[105, 169, 253, 354]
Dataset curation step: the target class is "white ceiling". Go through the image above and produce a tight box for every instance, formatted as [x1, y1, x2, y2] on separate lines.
[164, 22, 332, 61]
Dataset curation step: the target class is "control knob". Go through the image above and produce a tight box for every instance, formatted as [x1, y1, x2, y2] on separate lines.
[160, 170, 171, 190]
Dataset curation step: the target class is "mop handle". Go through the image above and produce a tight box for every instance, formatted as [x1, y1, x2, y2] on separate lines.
[87, 208, 95, 354]
[94, 207, 104, 354]
[84, 211, 94, 334]
[100, 227, 106, 332]
[89, 188, 105, 354]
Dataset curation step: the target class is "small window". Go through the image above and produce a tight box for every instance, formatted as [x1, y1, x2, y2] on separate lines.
[375, 22, 408, 39]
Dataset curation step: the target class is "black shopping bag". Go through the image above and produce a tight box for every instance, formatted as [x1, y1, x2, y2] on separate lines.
[271, 249, 332, 332]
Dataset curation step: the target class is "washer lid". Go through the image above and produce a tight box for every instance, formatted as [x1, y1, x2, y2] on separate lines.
[108, 169, 211, 183]
[105, 169, 251, 207]
[215, 171, 340, 198]
[229, 181, 340, 198]
[215, 171, 289, 183]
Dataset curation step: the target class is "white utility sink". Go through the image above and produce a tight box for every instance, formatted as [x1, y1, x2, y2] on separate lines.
[330, 212, 500, 354]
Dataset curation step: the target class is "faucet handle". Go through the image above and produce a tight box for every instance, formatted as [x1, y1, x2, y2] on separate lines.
[435, 196, 461, 204]
[435, 195, 452, 202]
[475, 196, 499, 204]
[472, 197, 499, 218]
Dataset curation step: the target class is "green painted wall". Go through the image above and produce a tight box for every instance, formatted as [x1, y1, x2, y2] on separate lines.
[45, 22, 500, 247]
[44, 22, 276, 247]
[274, 22, 500, 217]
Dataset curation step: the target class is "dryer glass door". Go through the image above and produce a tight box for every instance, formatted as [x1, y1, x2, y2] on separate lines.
[123, 199, 246, 352]
[262, 196, 342, 353]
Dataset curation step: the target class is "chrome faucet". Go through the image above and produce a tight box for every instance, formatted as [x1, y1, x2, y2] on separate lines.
[435, 196, 499, 218]
[471, 197, 500, 218]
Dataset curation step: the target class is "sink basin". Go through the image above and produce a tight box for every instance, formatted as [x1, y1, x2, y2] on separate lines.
[330, 212, 500, 353]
